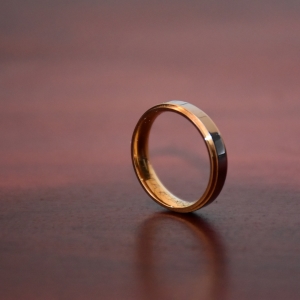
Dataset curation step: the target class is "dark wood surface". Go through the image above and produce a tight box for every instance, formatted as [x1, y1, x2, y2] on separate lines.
[1, 1, 300, 299]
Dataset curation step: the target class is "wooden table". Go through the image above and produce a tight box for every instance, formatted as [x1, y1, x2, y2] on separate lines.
[1, 1, 300, 299]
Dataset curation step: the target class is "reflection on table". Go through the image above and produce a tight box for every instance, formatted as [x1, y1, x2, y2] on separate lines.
[137, 212, 228, 300]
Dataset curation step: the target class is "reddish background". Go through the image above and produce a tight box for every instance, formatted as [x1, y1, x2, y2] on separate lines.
[1, 1, 300, 299]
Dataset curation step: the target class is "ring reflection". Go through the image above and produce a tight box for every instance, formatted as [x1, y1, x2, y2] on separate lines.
[137, 212, 227, 300]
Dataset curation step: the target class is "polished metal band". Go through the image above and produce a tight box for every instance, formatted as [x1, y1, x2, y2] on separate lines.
[131, 101, 227, 213]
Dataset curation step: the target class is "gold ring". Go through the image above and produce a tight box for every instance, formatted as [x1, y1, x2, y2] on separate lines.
[131, 100, 227, 213]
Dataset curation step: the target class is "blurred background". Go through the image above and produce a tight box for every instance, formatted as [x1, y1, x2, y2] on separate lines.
[1, 1, 300, 299]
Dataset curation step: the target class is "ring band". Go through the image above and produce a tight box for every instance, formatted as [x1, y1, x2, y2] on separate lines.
[131, 100, 227, 213]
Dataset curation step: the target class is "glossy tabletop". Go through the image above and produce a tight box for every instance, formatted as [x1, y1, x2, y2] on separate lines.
[1, 1, 300, 299]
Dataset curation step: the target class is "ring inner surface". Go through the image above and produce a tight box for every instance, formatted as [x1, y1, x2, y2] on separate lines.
[135, 108, 210, 209]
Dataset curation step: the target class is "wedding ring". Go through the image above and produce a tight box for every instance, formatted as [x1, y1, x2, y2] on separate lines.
[131, 100, 227, 213]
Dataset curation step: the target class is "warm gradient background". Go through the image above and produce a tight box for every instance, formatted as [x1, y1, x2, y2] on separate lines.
[1, 1, 300, 299]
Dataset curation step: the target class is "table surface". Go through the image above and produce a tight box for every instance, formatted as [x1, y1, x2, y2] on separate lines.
[1, 1, 300, 299]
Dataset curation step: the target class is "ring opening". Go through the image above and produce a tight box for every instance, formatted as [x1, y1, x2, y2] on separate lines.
[148, 111, 210, 204]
